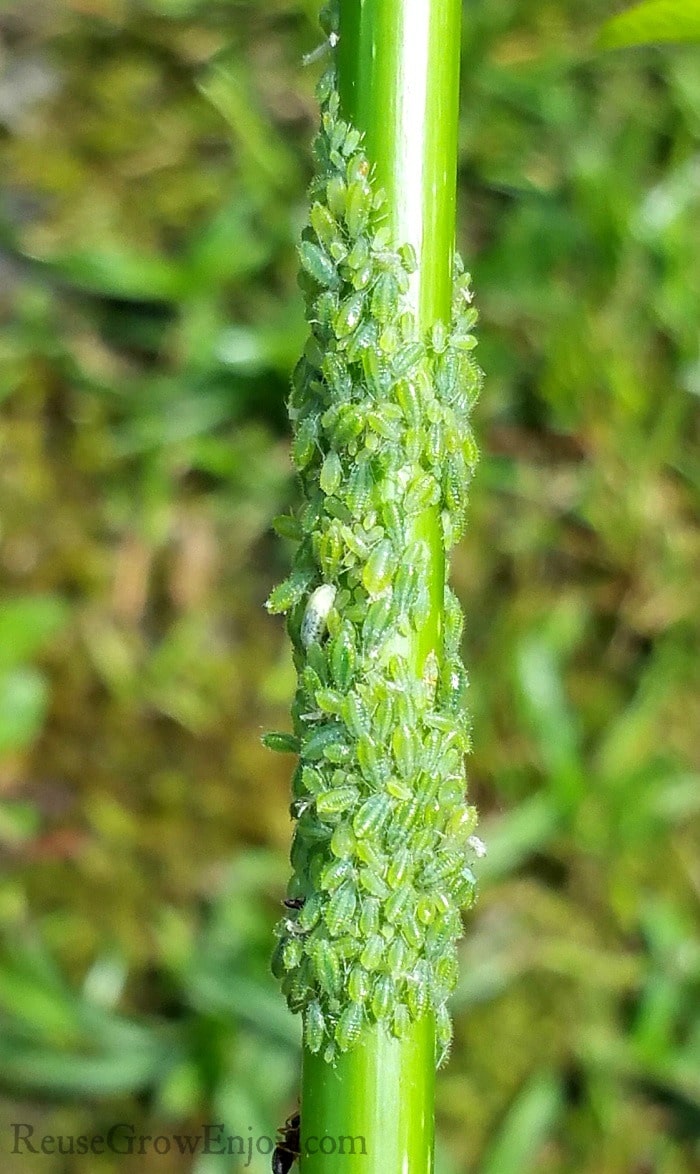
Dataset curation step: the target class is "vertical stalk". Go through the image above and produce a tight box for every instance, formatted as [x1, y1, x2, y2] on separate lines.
[300, 2, 462, 1171]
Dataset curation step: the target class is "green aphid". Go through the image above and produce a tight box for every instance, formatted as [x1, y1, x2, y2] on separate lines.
[334, 292, 365, 339]
[394, 378, 422, 430]
[443, 586, 464, 654]
[315, 687, 345, 716]
[325, 881, 358, 936]
[386, 777, 412, 801]
[314, 522, 343, 578]
[296, 891, 322, 932]
[329, 402, 366, 448]
[319, 856, 354, 893]
[330, 820, 356, 859]
[405, 470, 440, 513]
[326, 174, 347, 218]
[310, 201, 340, 251]
[270, 938, 286, 980]
[378, 323, 400, 354]
[345, 180, 372, 237]
[359, 897, 381, 938]
[299, 239, 340, 289]
[362, 596, 393, 657]
[406, 978, 428, 1021]
[346, 235, 370, 271]
[265, 571, 310, 615]
[398, 242, 418, 273]
[392, 340, 425, 377]
[362, 539, 395, 597]
[416, 895, 435, 926]
[316, 785, 360, 818]
[342, 692, 372, 738]
[311, 939, 342, 995]
[329, 621, 357, 690]
[443, 451, 469, 517]
[386, 938, 406, 980]
[385, 884, 413, 924]
[391, 725, 416, 779]
[344, 458, 374, 517]
[348, 965, 370, 1004]
[336, 1001, 364, 1051]
[339, 524, 369, 561]
[366, 408, 402, 442]
[345, 320, 379, 363]
[371, 270, 400, 323]
[302, 722, 345, 762]
[345, 153, 370, 184]
[320, 450, 343, 496]
[373, 693, 395, 744]
[355, 839, 386, 873]
[371, 974, 394, 1021]
[392, 1004, 411, 1040]
[322, 352, 352, 399]
[305, 1000, 326, 1053]
[387, 847, 412, 889]
[282, 937, 303, 970]
[436, 1003, 453, 1066]
[271, 513, 302, 541]
[323, 741, 353, 765]
[400, 911, 423, 951]
[292, 416, 318, 470]
[262, 731, 300, 754]
[359, 867, 390, 899]
[360, 933, 385, 972]
[357, 733, 390, 787]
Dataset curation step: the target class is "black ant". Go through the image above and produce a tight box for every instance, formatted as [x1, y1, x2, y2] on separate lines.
[272, 1110, 300, 1174]
[283, 897, 305, 910]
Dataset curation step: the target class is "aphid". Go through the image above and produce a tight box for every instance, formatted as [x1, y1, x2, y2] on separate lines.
[272, 1111, 300, 1174]
[325, 880, 358, 936]
[386, 777, 412, 801]
[328, 820, 355, 860]
[392, 1004, 411, 1040]
[344, 458, 374, 517]
[400, 911, 423, 950]
[328, 624, 357, 685]
[404, 471, 440, 513]
[348, 964, 370, 1004]
[326, 174, 347, 218]
[386, 936, 407, 978]
[362, 539, 395, 597]
[345, 321, 379, 363]
[299, 240, 340, 289]
[265, 570, 310, 615]
[373, 693, 395, 743]
[345, 180, 372, 236]
[315, 785, 359, 818]
[310, 939, 341, 995]
[359, 897, 381, 938]
[302, 722, 346, 762]
[262, 732, 300, 754]
[356, 734, 390, 788]
[342, 692, 372, 738]
[391, 725, 416, 779]
[387, 847, 412, 889]
[371, 974, 394, 1021]
[319, 856, 353, 892]
[334, 292, 365, 339]
[436, 1003, 453, 1067]
[398, 242, 418, 273]
[315, 687, 345, 716]
[360, 933, 384, 971]
[345, 235, 370, 271]
[336, 1001, 364, 1051]
[392, 341, 425, 378]
[282, 937, 303, 970]
[310, 201, 340, 250]
[370, 271, 400, 323]
[406, 969, 428, 1020]
[304, 1001, 326, 1054]
[301, 584, 337, 648]
[362, 596, 393, 657]
[359, 868, 390, 899]
[386, 885, 413, 925]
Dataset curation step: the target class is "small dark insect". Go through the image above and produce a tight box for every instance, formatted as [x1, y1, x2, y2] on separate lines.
[272, 1112, 301, 1174]
[283, 897, 306, 910]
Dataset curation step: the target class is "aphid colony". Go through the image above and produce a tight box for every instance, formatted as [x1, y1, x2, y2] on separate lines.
[265, 6, 482, 1067]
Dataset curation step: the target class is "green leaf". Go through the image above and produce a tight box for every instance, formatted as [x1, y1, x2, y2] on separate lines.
[598, 1, 700, 49]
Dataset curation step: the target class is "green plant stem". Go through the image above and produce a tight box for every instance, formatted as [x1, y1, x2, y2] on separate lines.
[300, 2, 462, 1170]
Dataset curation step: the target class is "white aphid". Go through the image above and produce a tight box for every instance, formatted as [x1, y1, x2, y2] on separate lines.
[301, 584, 337, 648]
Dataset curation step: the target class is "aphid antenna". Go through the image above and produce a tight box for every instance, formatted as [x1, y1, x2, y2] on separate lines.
[302, 31, 340, 68]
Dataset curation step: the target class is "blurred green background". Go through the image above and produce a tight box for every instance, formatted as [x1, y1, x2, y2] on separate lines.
[0, 0, 698, 1171]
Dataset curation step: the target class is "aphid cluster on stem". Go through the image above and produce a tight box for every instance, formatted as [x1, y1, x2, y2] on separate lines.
[266, 0, 482, 1068]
